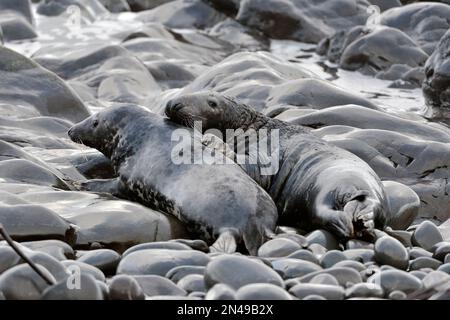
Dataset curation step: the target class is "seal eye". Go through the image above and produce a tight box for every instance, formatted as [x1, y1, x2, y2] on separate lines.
[93, 120, 99, 128]
[208, 100, 217, 108]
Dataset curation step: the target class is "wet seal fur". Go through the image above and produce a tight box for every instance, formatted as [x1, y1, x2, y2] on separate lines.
[68, 104, 278, 255]
[165, 92, 419, 240]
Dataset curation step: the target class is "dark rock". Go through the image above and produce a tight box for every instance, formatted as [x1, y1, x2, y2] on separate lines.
[117, 249, 209, 276]
[437, 263, 450, 275]
[99, 0, 130, 12]
[433, 242, 450, 261]
[170, 239, 210, 252]
[306, 229, 340, 250]
[204, 255, 284, 290]
[108, 275, 145, 300]
[127, 0, 173, 11]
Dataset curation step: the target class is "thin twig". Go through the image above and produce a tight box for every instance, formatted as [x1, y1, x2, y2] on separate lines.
[0, 223, 55, 285]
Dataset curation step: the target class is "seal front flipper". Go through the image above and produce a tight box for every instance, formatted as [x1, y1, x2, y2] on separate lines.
[75, 177, 124, 197]
[382, 181, 420, 230]
[210, 228, 239, 254]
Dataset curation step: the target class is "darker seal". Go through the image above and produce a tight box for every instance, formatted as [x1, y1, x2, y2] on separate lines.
[165, 92, 418, 240]
[68, 104, 278, 255]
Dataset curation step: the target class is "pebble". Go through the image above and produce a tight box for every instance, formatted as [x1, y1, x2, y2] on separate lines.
[236, 283, 292, 300]
[422, 271, 450, 291]
[368, 270, 422, 294]
[445, 254, 450, 264]
[117, 249, 209, 276]
[409, 271, 428, 280]
[274, 233, 308, 247]
[409, 247, 433, 260]
[0, 264, 55, 299]
[20, 240, 74, 260]
[411, 221, 443, 251]
[319, 250, 347, 268]
[334, 260, 366, 272]
[306, 229, 340, 250]
[61, 260, 106, 282]
[296, 267, 363, 287]
[177, 274, 206, 293]
[289, 283, 345, 300]
[308, 243, 328, 258]
[271, 258, 322, 279]
[342, 249, 374, 263]
[0, 246, 20, 273]
[41, 274, 103, 300]
[286, 249, 320, 265]
[257, 238, 302, 258]
[108, 275, 145, 300]
[204, 284, 236, 300]
[133, 275, 187, 297]
[170, 239, 210, 252]
[302, 294, 326, 300]
[432, 242, 450, 261]
[309, 274, 339, 286]
[204, 255, 284, 290]
[77, 249, 121, 276]
[345, 240, 374, 250]
[374, 236, 409, 270]
[388, 290, 407, 300]
[437, 263, 450, 275]
[409, 257, 442, 271]
[165, 265, 205, 283]
[345, 283, 384, 299]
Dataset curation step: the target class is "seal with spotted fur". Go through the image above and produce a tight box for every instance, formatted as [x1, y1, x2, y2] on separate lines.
[165, 92, 420, 240]
[68, 104, 278, 255]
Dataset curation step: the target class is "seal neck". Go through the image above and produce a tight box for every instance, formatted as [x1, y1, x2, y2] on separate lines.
[222, 98, 270, 132]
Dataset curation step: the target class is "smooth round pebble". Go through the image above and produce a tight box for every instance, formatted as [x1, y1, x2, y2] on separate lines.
[412, 221, 443, 251]
[133, 275, 187, 297]
[319, 250, 346, 268]
[204, 255, 284, 290]
[345, 240, 374, 250]
[62, 260, 105, 282]
[409, 247, 433, 260]
[345, 283, 384, 298]
[257, 238, 301, 258]
[308, 243, 328, 258]
[286, 249, 320, 265]
[437, 263, 450, 275]
[177, 274, 205, 293]
[388, 290, 407, 300]
[409, 270, 428, 280]
[41, 274, 103, 300]
[166, 265, 205, 283]
[334, 260, 366, 272]
[122, 242, 192, 257]
[271, 258, 322, 279]
[309, 274, 339, 286]
[306, 229, 339, 250]
[289, 283, 345, 300]
[302, 294, 326, 300]
[374, 236, 409, 270]
[77, 249, 121, 275]
[170, 239, 209, 252]
[0, 246, 21, 273]
[296, 267, 362, 287]
[409, 257, 442, 271]
[205, 283, 236, 300]
[368, 270, 422, 294]
[433, 243, 450, 261]
[342, 249, 374, 263]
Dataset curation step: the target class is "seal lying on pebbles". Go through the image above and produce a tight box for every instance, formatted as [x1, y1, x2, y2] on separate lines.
[68, 105, 278, 255]
[165, 92, 418, 240]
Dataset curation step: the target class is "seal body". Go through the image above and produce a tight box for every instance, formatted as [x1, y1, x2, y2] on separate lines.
[68, 105, 278, 255]
[165, 92, 391, 240]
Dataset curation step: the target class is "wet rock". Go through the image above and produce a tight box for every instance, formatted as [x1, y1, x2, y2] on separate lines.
[136, 0, 226, 29]
[205, 283, 236, 300]
[61, 260, 106, 282]
[166, 266, 205, 283]
[320, 250, 347, 269]
[286, 249, 320, 265]
[409, 257, 442, 271]
[368, 269, 422, 294]
[69, 200, 189, 252]
[0, 264, 55, 299]
[289, 283, 345, 300]
[20, 240, 74, 260]
[133, 275, 187, 297]
[204, 255, 284, 290]
[0, 46, 90, 123]
[236, 283, 292, 300]
[334, 260, 366, 272]
[108, 275, 145, 300]
[302, 294, 326, 300]
[123, 242, 192, 257]
[41, 274, 103, 300]
[343, 249, 375, 263]
[204, 0, 240, 16]
[77, 249, 121, 276]
[308, 243, 328, 258]
[271, 258, 322, 279]
[177, 274, 205, 293]
[383, 181, 421, 230]
[309, 274, 339, 286]
[296, 267, 363, 287]
[188, 291, 205, 299]
[388, 290, 407, 300]
[374, 236, 409, 270]
[0, 204, 73, 242]
[346, 283, 384, 298]
[257, 238, 302, 258]
[237, 0, 369, 43]
[0, 245, 21, 274]
[26, 251, 68, 282]
[412, 221, 443, 251]
[117, 249, 209, 276]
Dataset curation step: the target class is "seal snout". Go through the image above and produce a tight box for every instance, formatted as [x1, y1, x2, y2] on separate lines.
[165, 99, 184, 117]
